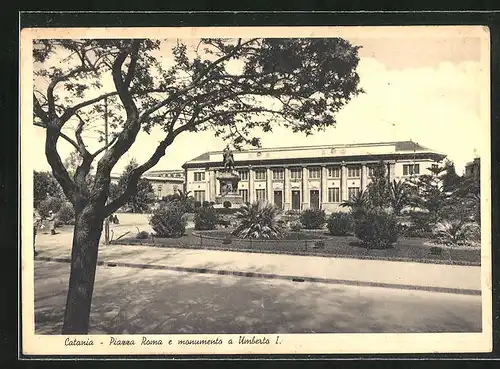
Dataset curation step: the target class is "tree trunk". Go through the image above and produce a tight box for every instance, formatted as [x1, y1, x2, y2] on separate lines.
[62, 205, 103, 334]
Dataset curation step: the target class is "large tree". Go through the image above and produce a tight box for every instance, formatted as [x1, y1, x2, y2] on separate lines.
[32, 38, 362, 333]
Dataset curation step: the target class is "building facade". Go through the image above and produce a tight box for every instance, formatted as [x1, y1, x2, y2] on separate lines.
[110, 169, 185, 200]
[182, 141, 446, 212]
[465, 157, 480, 182]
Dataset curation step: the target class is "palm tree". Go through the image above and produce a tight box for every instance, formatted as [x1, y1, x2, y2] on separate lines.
[340, 190, 369, 219]
[232, 201, 286, 240]
[389, 180, 410, 215]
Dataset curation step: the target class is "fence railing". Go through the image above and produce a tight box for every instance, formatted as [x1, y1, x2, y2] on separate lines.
[191, 231, 326, 253]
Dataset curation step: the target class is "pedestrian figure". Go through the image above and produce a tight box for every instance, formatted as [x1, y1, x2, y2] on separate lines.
[33, 210, 41, 256]
[48, 210, 56, 235]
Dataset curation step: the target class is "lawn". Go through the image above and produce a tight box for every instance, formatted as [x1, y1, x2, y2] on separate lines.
[117, 228, 480, 266]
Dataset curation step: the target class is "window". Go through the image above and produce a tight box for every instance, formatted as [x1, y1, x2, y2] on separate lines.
[403, 164, 420, 176]
[290, 168, 302, 180]
[255, 169, 266, 180]
[368, 166, 376, 177]
[272, 169, 284, 180]
[328, 187, 340, 203]
[238, 170, 249, 180]
[194, 172, 205, 182]
[309, 167, 321, 179]
[328, 167, 340, 178]
[348, 187, 360, 201]
[255, 189, 266, 201]
[156, 184, 163, 193]
[194, 190, 205, 203]
[347, 166, 361, 178]
[239, 189, 249, 203]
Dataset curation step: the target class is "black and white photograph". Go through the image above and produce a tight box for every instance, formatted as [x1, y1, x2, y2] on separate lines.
[20, 25, 492, 355]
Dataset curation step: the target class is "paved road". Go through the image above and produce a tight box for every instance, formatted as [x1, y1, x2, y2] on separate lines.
[34, 261, 481, 335]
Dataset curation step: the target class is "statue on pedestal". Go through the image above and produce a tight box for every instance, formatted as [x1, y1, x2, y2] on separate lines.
[216, 144, 243, 205]
[222, 144, 235, 172]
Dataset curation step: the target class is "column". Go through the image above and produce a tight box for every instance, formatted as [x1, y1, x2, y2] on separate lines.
[284, 167, 290, 210]
[266, 167, 273, 203]
[209, 169, 217, 201]
[321, 165, 328, 207]
[388, 162, 396, 182]
[361, 164, 368, 192]
[248, 167, 254, 203]
[302, 166, 309, 210]
[341, 164, 348, 201]
[215, 169, 220, 196]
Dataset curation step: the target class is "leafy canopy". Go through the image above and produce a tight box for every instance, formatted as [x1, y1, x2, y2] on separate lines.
[33, 38, 362, 216]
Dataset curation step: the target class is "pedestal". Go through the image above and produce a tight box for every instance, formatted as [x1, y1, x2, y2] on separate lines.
[215, 170, 244, 205]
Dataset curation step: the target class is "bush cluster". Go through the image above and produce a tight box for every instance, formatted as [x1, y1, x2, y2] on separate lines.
[136, 231, 150, 239]
[299, 208, 326, 229]
[194, 205, 219, 230]
[37, 196, 64, 218]
[326, 212, 353, 236]
[56, 202, 75, 225]
[149, 203, 187, 238]
[354, 211, 399, 249]
[223, 200, 232, 208]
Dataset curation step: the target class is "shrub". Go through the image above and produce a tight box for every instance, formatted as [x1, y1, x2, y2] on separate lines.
[299, 208, 326, 229]
[136, 231, 150, 239]
[432, 220, 474, 246]
[194, 201, 202, 209]
[289, 221, 302, 232]
[194, 205, 218, 230]
[232, 201, 285, 239]
[149, 203, 187, 238]
[37, 196, 64, 218]
[354, 211, 399, 249]
[429, 246, 442, 255]
[202, 201, 210, 208]
[327, 212, 353, 236]
[223, 200, 232, 208]
[56, 202, 75, 225]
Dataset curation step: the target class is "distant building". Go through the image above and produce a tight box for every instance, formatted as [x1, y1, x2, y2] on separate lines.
[182, 141, 446, 212]
[465, 157, 480, 182]
[110, 169, 185, 200]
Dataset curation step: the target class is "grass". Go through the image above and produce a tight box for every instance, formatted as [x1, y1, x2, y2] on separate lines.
[117, 228, 480, 266]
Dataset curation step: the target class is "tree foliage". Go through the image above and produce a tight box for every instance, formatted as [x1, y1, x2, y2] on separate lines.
[33, 171, 64, 207]
[116, 159, 155, 213]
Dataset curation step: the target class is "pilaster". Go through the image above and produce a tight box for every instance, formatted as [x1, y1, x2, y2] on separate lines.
[341, 164, 348, 201]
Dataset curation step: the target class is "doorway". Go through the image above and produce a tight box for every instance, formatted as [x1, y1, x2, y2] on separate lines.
[310, 190, 320, 209]
[291, 190, 301, 210]
[274, 190, 283, 209]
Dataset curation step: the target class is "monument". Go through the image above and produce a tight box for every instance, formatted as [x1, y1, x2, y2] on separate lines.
[215, 145, 244, 205]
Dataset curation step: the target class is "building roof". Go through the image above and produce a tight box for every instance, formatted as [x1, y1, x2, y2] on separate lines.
[183, 140, 446, 168]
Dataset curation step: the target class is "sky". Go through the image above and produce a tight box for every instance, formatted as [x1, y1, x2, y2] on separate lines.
[31, 29, 488, 175]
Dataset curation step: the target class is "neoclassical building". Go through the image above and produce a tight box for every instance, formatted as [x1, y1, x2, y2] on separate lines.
[182, 141, 446, 212]
[111, 169, 185, 200]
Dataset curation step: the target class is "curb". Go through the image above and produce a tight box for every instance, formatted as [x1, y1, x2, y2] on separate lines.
[36, 256, 481, 296]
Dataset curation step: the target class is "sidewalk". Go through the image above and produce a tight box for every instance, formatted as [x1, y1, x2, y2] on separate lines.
[35, 230, 482, 295]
